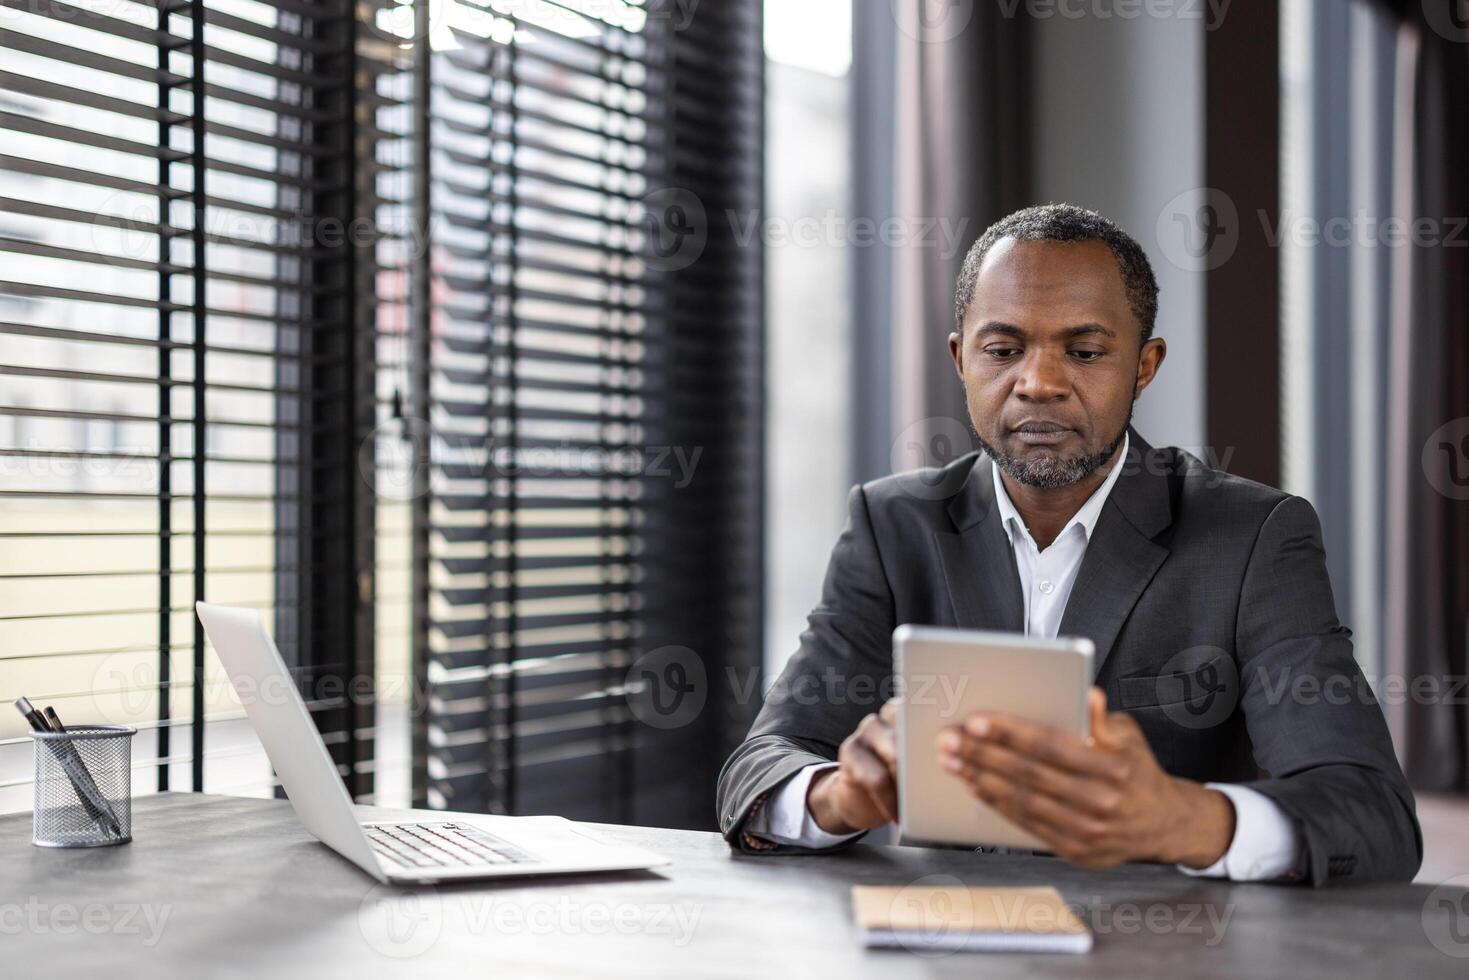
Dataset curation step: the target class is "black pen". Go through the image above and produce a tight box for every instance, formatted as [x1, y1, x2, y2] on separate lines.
[14, 697, 52, 734]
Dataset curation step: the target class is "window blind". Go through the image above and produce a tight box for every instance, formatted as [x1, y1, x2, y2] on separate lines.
[0, 0, 765, 829]
[408, 0, 765, 826]
[0, 0, 375, 806]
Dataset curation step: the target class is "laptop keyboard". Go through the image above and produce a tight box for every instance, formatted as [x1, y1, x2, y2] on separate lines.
[365, 822, 539, 870]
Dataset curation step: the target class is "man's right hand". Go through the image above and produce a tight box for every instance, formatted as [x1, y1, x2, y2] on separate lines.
[806, 698, 900, 835]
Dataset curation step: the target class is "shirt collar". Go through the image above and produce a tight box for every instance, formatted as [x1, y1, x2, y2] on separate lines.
[991, 431, 1130, 549]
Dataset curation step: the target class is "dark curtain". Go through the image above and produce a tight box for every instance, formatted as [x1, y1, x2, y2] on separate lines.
[1384, 9, 1469, 791]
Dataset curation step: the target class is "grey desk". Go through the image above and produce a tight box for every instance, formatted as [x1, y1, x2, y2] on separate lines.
[2, 793, 1464, 979]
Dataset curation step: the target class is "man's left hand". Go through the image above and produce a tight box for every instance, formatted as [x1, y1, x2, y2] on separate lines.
[936, 688, 1236, 870]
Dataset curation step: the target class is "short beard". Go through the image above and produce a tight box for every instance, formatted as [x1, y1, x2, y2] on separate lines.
[975, 417, 1130, 489]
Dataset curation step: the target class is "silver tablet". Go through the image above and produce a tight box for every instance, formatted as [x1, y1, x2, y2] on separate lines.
[894, 624, 1094, 850]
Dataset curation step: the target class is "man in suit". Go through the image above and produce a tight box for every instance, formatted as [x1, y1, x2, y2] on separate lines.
[717, 204, 1421, 885]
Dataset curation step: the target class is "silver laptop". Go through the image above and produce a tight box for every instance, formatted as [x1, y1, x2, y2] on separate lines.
[196, 601, 669, 884]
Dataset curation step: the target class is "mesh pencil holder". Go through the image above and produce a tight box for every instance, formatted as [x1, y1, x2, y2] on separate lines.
[30, 725, 135, 848]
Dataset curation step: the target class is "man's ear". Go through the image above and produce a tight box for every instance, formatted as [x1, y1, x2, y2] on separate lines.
[948, 331, 964, 379]
[1133, 337, 1167, 400]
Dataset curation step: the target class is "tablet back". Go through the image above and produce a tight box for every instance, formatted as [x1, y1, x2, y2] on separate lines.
[895, 624, 1094, 849]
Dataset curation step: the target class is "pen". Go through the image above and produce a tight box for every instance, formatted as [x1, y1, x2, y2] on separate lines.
[14, 697, 52, 734]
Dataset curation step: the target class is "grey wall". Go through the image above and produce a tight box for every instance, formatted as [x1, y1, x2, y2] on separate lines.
[1030, 12, 1207, 452]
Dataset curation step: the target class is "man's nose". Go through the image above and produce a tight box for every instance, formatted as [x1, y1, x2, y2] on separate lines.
[1013, 350, 1069, 401]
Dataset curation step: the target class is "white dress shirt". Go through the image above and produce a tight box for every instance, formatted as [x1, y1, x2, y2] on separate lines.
[746, 434, 1304, 881]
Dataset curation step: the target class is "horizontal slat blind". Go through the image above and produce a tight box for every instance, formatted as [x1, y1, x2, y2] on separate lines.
[413, 0, 764, 825]
[0, 0, 373, 807]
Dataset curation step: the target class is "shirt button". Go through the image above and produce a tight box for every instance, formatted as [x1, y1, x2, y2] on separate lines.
[1038, 580, 1054, 595]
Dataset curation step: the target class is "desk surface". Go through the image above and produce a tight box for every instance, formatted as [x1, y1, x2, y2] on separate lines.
[2, 792, 1464, 979]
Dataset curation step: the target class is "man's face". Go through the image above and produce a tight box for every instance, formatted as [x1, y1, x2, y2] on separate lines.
[948, 237, 1165, 488]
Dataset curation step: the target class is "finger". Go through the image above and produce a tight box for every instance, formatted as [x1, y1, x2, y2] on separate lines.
[1088, 688, 1142, 752]
[857, 712, 899, 772]
[1086, 687, 1109, 746]
[964, 767, 1112, 851]
[962, 712, 1120, 780]
[840, 738, 898, 823]
[943, 736, 1120, 820]
[879, 698, 900, 725]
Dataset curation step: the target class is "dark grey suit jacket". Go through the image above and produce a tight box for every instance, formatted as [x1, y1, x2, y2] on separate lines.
[716, 429, 1421, 885]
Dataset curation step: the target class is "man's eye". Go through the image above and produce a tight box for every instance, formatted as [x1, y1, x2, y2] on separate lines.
[1069, 350, 1105, 361]
[985, 347, 1021, 359]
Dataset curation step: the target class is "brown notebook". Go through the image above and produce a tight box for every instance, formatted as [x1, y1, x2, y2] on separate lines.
[851, 885, 1092, 954]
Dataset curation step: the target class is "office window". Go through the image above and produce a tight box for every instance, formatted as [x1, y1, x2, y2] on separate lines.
[2, 0, 766, 828]
[0, 0, 372, 807]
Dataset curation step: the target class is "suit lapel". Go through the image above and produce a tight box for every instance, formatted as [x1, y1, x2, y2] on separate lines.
[937, 453, 1025, 632]
[936, 431, 1174, 678]
[1056, 430, 1173, 679]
